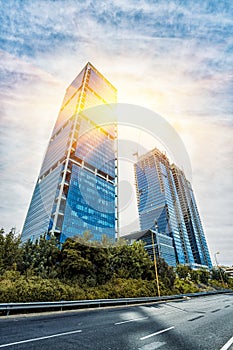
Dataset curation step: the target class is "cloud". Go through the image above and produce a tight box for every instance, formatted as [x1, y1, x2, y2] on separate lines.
[1, 1, 232, 53]
[180, 120, 233, 264]
[0, 0, 232, 264]
[0, 51, 65, 232]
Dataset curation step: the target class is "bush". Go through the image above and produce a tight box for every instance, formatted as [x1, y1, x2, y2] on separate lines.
[3, 228, 226, 303]
[0, 271, 86, 302]
[174, 278, 199, 294]
[85, 277, 173, 299]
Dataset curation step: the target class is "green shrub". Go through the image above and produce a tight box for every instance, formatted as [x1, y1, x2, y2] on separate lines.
[0, 273, 86, 303]
[174, 278, 199, 294]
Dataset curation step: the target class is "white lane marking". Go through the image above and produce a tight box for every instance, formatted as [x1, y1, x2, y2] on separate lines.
[140, 326, 175, 340]
[219, 336, 233, 350]
[139, 341, 166, 349]
[115, 316, 148, 325]
[0, 330, 82, 348]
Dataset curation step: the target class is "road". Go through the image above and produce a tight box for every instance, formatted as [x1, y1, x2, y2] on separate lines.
[0, 293, 232, 350]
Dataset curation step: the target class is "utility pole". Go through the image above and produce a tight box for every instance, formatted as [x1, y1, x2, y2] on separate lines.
[214, 252, 225, 286]
[152, 220, 160, 297]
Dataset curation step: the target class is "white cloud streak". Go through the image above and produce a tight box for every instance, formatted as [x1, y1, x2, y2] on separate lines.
[0, 0, 232, 264]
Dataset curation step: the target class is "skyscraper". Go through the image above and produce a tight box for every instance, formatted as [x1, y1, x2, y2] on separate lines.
[22, 62, 118, 243]
[134, 148, 212, 268]
[171, 164, 212, 268]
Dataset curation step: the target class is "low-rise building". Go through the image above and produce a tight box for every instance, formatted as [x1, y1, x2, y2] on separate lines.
[122, 229, 176, 267]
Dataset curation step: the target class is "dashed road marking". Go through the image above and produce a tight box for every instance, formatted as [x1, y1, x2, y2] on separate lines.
[188, 315, 204, 322]
[0, 330, 82, 348]
[219, 336, 233, 350]
[139, 341, 166, 349]
[140, 326, 175, 340]
[211, 309, 221, 313]
[115, 316, 148, 325]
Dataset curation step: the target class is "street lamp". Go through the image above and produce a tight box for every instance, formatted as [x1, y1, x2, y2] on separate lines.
[151, 220, 160, 297]
[214, 252, 225, 286]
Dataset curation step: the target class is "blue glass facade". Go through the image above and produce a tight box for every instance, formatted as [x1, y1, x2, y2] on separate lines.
[171, 165, 212, 268]
[39, 120, 73, 177]
[52, 67, 86, 135]
[22, 62, 117, 243]
[22, 164, 63, 242]
[122, 229, 176, 267]
[134, 148, 211, 269]
[75, 117, 115, 179]
[61, 164, 115, 241]
[153, 231, 176, 267]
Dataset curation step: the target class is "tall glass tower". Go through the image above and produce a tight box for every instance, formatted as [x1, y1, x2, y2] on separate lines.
[171, 165, 212, 268]
[134, 148, 212, 268]
[22, 62, 118, 243]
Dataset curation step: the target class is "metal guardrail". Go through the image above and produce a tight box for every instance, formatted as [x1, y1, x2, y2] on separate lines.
[0, 289, 232, 316]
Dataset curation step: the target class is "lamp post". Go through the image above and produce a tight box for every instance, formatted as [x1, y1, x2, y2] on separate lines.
[151, 221, 160, 297]
[214, 252, 225, 286]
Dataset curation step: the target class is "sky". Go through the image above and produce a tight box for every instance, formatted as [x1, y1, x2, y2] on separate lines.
[0, 0, 232, 266]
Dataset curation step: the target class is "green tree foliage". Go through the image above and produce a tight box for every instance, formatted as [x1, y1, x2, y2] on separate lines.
[198, 269, 210, 284]
[190, 269, 199, 283]
[176, 264, 191, 280]
[110, 241, 153, 280]
[72, 231, 94, 244]
[19, 234, 61, 278]
[174, 278, 199, 294]
[0, 228, 22, 273]
[60, 239, 112, 286]
[178, 266, 210, 285]
[157, 257, 176, 290]
[0, 227, 231, 303]
[0, 270, 86, 303]
[90, 278, 156, 298]
[211, 267, 229, 285]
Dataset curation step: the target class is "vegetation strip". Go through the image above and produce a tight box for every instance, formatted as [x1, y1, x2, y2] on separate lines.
[0, 229, 232, 307]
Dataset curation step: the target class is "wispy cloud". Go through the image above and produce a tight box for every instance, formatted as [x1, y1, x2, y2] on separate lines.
[0, 51, 65, 233]
[0, 0, 232, 264]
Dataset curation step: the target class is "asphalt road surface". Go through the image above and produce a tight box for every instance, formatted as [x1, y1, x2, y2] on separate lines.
[0, 293, 233, 350]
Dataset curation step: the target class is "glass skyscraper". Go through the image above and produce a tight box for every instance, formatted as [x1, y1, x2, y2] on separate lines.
[171, 165, 212, 268]
[134, 148, 212, 268]
[22, 62, 118, 243]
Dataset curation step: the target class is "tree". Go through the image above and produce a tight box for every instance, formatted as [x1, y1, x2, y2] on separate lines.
[0, 228, 22, 273]
[198, 269, 210, 284]
[211, 267, 228, 284]
[19, 234, 61, 278]
[100, 234, 115, 248]
[60, 239, 112, 286]
[60, 240, 93, 282]
[60, 240, 153, 286]
[72, 231, 94, 244]
[110, 241, 153, 280]
[190, 269, 199, 283]
[176, 264, 191, 280]
[157, 257, 176, 289]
